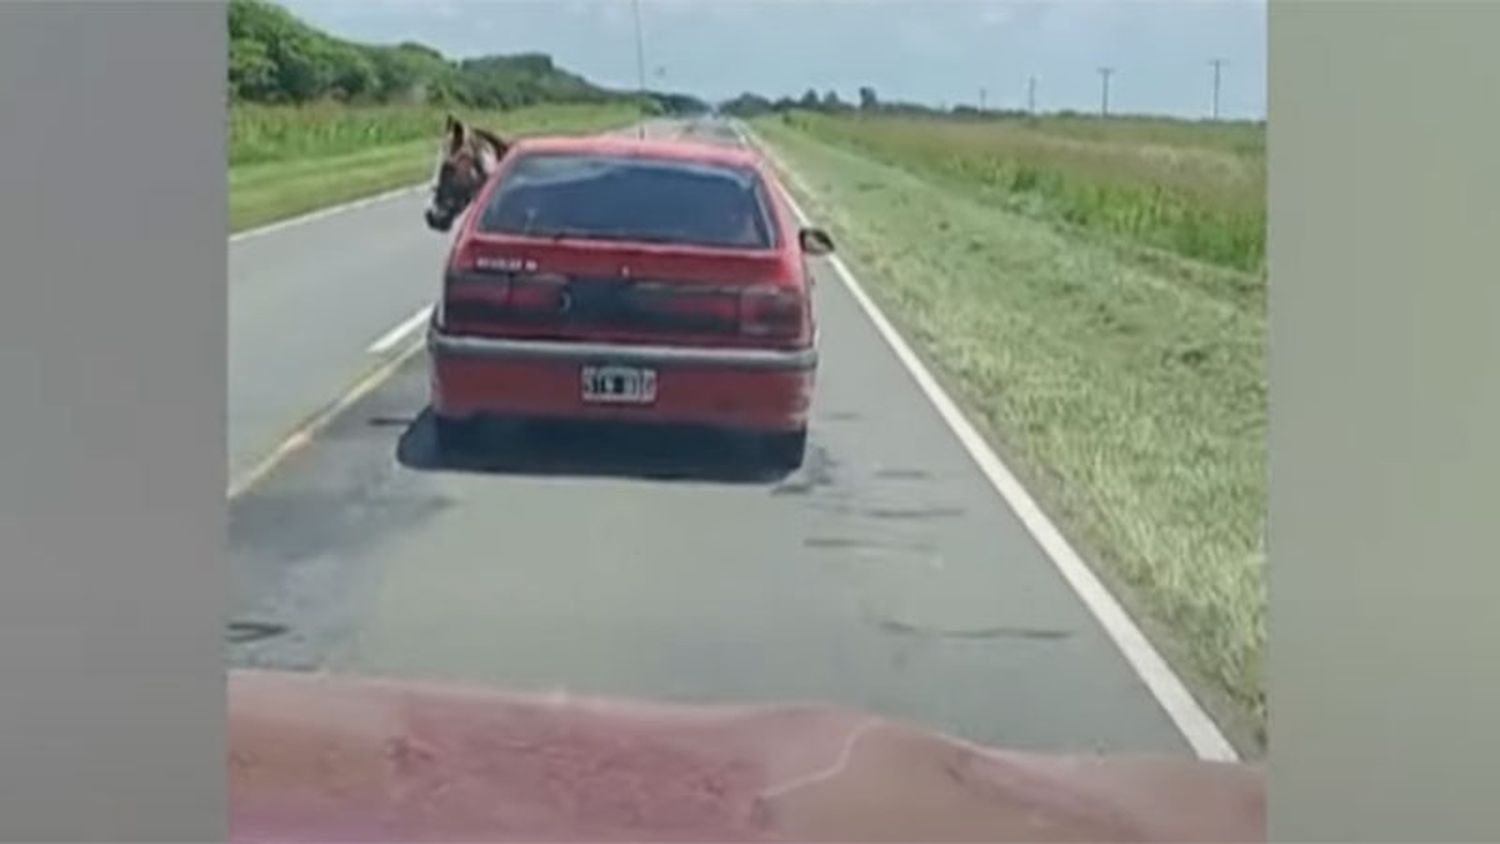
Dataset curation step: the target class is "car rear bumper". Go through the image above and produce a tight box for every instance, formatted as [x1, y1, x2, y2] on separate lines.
[428, 328, 816, 433]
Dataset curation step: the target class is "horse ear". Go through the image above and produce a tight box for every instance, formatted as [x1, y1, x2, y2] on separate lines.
[473, 128, 510, 157]
[445, 115, 465, 153]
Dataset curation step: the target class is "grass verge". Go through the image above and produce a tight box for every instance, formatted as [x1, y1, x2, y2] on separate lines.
[782, 111, 1265, 273]
[753, 116, 1267, 752]
[229, 102, 638, 233]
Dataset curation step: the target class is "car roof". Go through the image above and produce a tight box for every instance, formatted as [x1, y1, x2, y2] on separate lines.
[506, 134, 765, 170]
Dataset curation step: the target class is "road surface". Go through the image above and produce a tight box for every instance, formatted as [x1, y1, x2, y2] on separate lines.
[227, 118, 1198, 755]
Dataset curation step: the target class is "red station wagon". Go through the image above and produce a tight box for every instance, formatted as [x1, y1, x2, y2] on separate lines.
[426, 135, 835, 470]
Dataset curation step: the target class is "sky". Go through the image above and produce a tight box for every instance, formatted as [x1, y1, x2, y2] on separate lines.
[277, 0, 1267, 119]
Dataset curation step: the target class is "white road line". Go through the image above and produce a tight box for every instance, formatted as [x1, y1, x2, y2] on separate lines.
[367, 304, 435, 354]
[227, 337, 428, 500]
[738, 122, 1239, 762]
[229, 182, 432, 243]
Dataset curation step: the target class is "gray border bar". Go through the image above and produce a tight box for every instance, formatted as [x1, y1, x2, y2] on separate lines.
[1269, 2, 1500, 840]
[0, 2, 227, 840]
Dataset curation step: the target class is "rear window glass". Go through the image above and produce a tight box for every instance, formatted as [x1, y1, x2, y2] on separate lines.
[477, 152, 776, 249]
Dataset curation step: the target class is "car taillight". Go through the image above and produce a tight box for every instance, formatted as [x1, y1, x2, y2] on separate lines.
[436, 248, 472, 328]
[740, 285, 806, 340]
[442, 246, 500, 322]
[633, 282, 740, 324]
[442, 267, 566, 314]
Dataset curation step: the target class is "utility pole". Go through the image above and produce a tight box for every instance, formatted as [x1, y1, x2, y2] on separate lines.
[1098, 67, 1113, 117]
[979, 87, 987, 112]
[632, 0, 647, 138]
[1027, 75, 1037, 114]
[1209, 58, 1226, 120]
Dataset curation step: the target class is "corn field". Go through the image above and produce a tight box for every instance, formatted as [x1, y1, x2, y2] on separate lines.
[783, 111, 1266, 273]
[230, 102, 641, 167]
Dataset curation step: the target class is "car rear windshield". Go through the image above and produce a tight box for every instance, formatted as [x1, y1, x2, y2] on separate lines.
[476, 151, 776, 250]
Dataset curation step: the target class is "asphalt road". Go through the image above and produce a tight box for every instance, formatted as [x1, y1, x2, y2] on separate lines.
[227, 118, 1196, 755]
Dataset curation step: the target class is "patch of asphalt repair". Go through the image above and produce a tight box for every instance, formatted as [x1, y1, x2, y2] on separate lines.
[802, 536, 936, 553]
[861, 505, 968, 521]
[872, 617, 1075, 642]
[769, 444, 839, 496]
[228, 362, 457, 670]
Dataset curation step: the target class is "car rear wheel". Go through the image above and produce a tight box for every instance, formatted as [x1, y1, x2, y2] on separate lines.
[759, 428, 807, 472]
[433, 414, 479, 453]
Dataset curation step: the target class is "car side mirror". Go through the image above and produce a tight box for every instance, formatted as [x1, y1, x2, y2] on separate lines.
[799, 227, 835, 256]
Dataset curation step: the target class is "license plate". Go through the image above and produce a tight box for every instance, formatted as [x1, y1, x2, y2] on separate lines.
[581, 365, 657, 404]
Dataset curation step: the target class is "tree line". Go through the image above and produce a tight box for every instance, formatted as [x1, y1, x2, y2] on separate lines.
[233, 0, 1065, 122]
[717, 86, 1033, 119]
[228, 0, 709, 114]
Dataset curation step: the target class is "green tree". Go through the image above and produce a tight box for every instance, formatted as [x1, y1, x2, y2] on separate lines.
[721, 93, 774, 117]
[269, 30, 333, 100]
[326, 45, 378, 100]
[228, 37, 277, 99]
[226, 0, 630, 108]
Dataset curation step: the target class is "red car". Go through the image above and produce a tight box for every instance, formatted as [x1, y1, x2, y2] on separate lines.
[426, 134, 834, 470]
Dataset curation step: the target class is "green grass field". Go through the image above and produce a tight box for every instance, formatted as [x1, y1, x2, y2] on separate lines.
[228, 102, 638, 232]
[754, 112, 1267, 749]
[782, 111, 1265, 273]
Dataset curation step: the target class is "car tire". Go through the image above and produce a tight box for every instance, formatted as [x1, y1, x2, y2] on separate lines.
[760, 428, 808, 472]
[433, 414, 478, 454]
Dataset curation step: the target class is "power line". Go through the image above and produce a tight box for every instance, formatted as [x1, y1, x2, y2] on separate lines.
[1097, 67, 1114, 117]
[1209, 58, 1226, 120]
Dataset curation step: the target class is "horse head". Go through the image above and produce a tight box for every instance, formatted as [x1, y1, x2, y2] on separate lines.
[424, 114, 510, 233]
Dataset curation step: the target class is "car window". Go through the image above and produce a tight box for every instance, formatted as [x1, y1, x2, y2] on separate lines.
[477, 152, 776, 249]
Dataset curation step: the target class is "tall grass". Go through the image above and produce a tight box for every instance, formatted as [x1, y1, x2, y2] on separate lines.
[784, 112, 1266, 273]
[227, 101, 639, 231]
[230, 101, 641, 167]
[1000, 114, 1265, 157]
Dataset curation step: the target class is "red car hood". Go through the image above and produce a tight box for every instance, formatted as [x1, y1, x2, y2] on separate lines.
[229, 669, 1263, 842]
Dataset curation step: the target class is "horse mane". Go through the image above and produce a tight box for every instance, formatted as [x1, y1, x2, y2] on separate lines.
[471, 127, 509, 158]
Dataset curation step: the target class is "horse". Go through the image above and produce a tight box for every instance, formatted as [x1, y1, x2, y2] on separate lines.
[424, 114, 510, 233]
